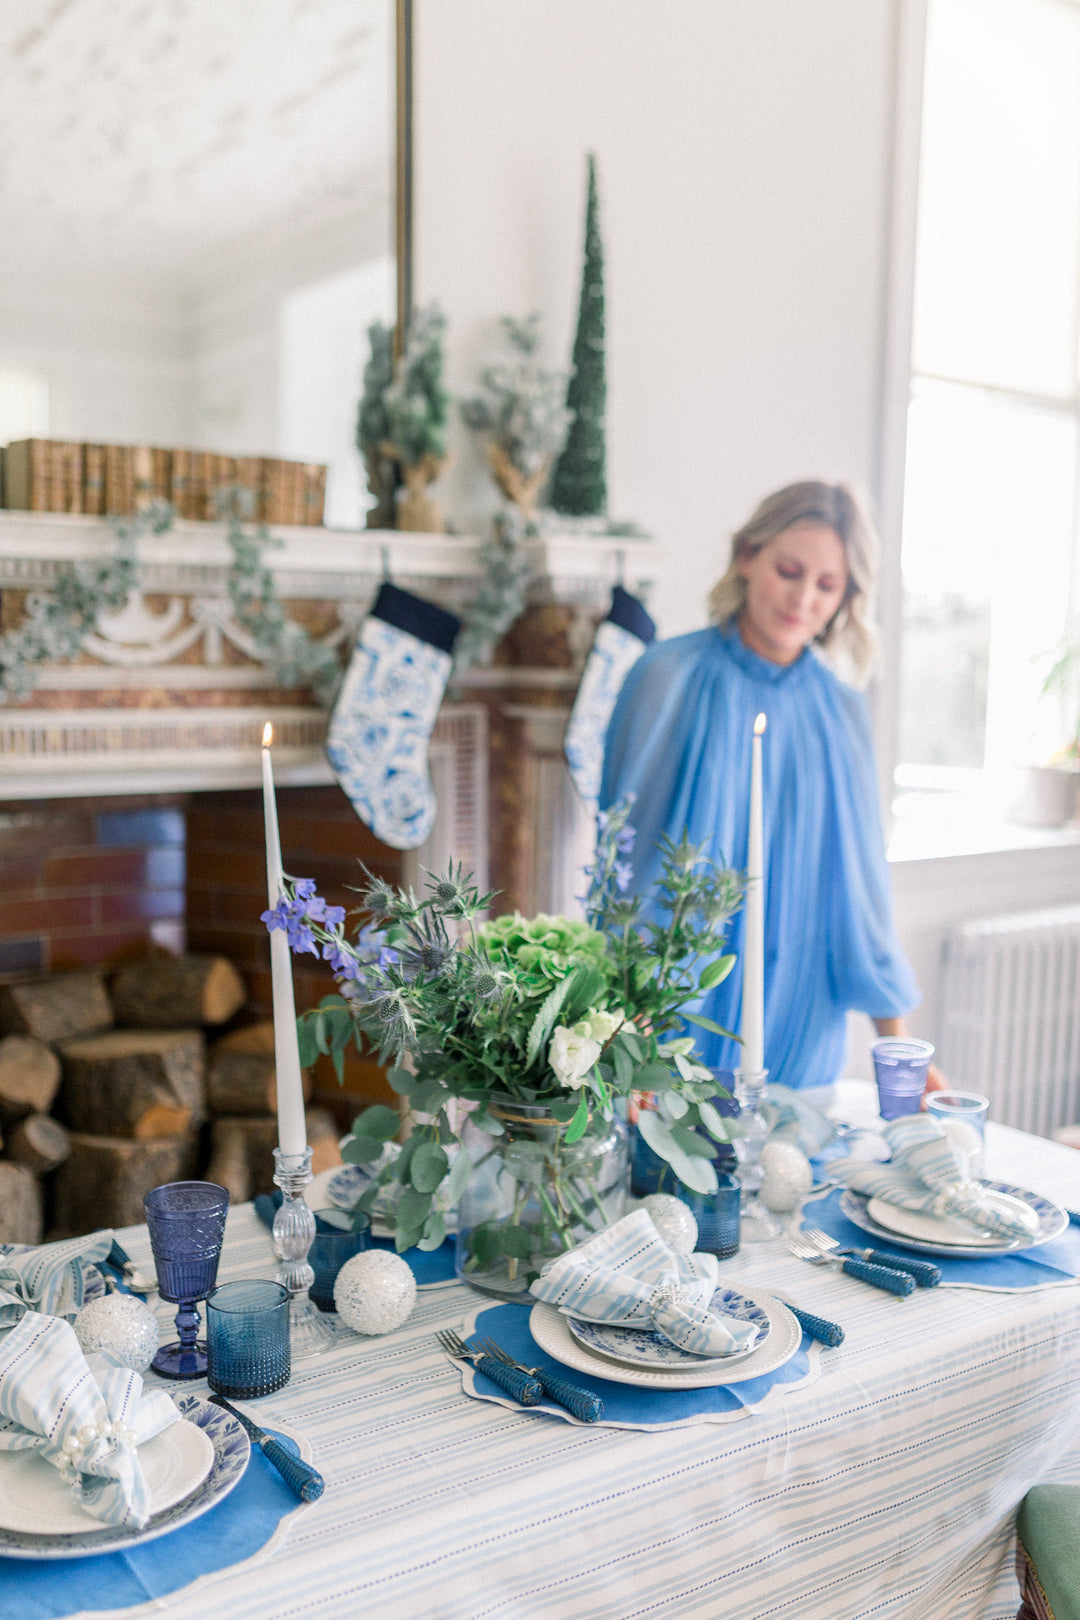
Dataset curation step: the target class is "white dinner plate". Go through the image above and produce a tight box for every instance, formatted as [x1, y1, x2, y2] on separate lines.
[0, 1395, 250, 1560]
[866, 1192, 1038, 1248]
[0, 1416, 214, 1536]
[530, 1291, 801, 1389]
[838, 1181, 1069, 1259]
[564, 1286, 770, 1370]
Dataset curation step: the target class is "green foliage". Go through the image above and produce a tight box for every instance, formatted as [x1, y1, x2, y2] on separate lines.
[356, 321, 398, 528]
[278, 799, 743, 1248]
[461, 313, 572, 483]
[382, 305, 449, 468]
[222, 507, 342, 705]
[550, 153, 607, 517]
[452, 505, 532, 675]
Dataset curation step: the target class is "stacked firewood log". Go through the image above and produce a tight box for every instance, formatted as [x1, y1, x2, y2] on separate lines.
[0, 956, 342, 1242]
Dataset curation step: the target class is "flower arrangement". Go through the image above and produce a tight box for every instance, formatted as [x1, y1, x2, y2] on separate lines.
[266, 798, 744, 1274]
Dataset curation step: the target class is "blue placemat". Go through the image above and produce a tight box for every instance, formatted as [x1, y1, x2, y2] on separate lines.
[457, 1301, 817, 1430]
[0, 1431, 306, 1618]
[254, 1192, 456, 1286]
[806, 1188, 1080, 1288]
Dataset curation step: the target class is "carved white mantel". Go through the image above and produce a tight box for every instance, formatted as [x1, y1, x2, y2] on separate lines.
[0, 512, 657, 802]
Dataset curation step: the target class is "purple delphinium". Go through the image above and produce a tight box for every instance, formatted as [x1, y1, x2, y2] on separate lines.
[262, 879, 347, 958]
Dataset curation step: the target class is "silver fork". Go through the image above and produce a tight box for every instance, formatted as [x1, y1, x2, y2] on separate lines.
[787, 1234, 915, 1295]
[435, 1329, 544, 1405]
[475, 1337, 604, 1423]
[801, 1228, 941, 1288]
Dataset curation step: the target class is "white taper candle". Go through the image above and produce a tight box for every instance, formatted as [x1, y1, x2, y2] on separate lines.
[262, 723, 307, 1157]
[740, 713, 767, 1077]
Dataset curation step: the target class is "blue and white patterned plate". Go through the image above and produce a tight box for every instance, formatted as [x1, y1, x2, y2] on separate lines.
[0, 1394, 250, 1559]
[564, 1286, 771, 1369]
[839, 1181, 1069, 1259]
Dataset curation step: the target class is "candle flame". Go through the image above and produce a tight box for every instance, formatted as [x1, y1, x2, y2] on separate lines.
[262, 722, 273, 748]
[754, 713, 767, 735]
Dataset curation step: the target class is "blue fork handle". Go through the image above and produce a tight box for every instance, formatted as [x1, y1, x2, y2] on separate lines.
[861, 1250, 941, 1288]
[786, 1305, 845, 1348]
[259, 1437, 325, 1502]
[840, 1258, 915, 1295]
[531, 1369, 604, 1423]
[474, 1355, 544, 1405]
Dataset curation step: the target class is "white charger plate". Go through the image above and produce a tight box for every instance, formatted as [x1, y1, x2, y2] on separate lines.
[866, 1191, 1038, 1248]
[530, 1292, 801, 1389]
[0, 1395, 249, 1560]
[564, 1286, 770, 1370]
[0, 1417, 213, 1536]
[839, 1181, 1068, 1259]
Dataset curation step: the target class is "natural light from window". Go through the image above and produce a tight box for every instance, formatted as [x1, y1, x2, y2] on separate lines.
[897, 0, 1080, 846]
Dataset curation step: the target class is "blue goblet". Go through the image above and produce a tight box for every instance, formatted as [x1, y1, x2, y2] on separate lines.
[144, 1181, 230, 1379]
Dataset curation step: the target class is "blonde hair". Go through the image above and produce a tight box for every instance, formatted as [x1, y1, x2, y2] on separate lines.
[707, 480, 879, 683]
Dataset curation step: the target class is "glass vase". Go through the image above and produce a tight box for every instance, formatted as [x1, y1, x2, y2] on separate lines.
[454, 1099, 628, 1301]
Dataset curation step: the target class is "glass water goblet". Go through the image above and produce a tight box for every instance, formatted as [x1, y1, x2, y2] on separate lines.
[144, 1181, 230, 1379]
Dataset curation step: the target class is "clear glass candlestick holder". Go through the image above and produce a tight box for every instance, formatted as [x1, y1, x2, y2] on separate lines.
[272, 1147, 337, 1358]
[733, 1067, 783, 1241]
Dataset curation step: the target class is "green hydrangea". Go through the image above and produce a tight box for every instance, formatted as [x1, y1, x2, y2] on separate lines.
[477, 912, 615, 989]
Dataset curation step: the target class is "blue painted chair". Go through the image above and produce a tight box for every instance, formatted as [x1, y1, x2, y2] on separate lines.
[1016, 1485, 1080, 1620]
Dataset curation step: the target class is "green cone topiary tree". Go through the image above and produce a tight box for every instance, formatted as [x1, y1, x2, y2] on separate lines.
[550, 153, 607, 517]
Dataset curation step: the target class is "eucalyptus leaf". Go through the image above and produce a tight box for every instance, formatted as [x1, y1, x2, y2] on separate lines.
[697, 1100, 733, 1141]
[418, 1210, 447, 1250]
[444, 1149, 473, 1206]
[296, 1017, 321, 1071]
[341, 1135, 384, 1166]
[612, 1042, 633, 1090]
[353, 1104, 400, 1142]
[683, 1011, 732, 1036]
[657, 1091, 688, 1120]
[396, 1186, 432, 1231]
[410, 1142, 449, 1193]
[634, 1061, 675, 1091]
[386, 1065, 417, 1097]
[636, 1109, 718, 1193]
[670, 1124, 717, 1158]
[495, 1224, 535, 1260]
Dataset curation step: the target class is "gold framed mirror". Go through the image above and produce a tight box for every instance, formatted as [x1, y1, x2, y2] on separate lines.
[0, 0, 412, 530]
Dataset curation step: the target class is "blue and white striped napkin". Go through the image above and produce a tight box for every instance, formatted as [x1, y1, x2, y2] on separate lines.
[0, 1311, 180, 1528]
[530, 1209, 761, 1356]
[830, 1115, 1039, 1240]
[0, 1230, 115, 1327]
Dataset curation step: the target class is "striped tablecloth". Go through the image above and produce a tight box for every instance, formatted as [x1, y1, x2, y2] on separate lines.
[64, 1120, 1080, 1620]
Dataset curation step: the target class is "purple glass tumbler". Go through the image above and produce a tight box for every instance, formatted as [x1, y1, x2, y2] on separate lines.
[871, 1038, 935, 1121]
[144, 1181, 230, 1379]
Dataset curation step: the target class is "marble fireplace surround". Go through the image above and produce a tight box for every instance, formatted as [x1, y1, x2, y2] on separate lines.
[0, 513, 658, 918]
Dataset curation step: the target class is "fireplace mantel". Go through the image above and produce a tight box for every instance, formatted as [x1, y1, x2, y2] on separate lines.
[0, 512, 656, 800]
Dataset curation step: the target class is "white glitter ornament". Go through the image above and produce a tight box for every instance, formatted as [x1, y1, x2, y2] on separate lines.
[334, 1250, 416, 1335]
[760, 1141, 814, 1214]
[643, 1194, 698, 1255]
[73, 1291, 159, 1373]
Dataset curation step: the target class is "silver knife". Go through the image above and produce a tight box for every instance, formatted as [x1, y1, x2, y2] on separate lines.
[208, 1393, 325, 1501]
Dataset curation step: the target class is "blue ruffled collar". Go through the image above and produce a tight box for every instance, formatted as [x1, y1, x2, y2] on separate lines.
[715, 620, 814, 686]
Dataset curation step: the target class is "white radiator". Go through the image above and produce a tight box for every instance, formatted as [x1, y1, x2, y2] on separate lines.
[938, 905, 1080, 1137]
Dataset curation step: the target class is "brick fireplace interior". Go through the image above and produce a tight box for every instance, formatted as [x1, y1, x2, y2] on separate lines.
[0, 784, 397, 1128]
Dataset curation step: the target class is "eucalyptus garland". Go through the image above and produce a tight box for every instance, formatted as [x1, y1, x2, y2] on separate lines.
[0, 497, 533, 705]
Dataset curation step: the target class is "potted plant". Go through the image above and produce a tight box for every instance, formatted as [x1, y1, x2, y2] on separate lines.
[265, 799, 744, 1299]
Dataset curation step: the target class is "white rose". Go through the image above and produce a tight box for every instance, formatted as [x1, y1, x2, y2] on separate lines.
[579, 1007, 625, 1045]
[549, 1025, 602, 1090]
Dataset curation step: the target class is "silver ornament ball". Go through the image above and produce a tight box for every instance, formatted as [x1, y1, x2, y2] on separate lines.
[74, 1292, 159, 1373]
[334, 1249, 416, 1335]
[643, 1194, 698, 1255]
[760, 1141, 814, 1213]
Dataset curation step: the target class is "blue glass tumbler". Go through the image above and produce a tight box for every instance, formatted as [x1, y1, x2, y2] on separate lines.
[872, 1038, 936, 1121]
[144, 1181, 230, 1379]
[309, 1212, 372, 1313]
[679, 1171, 741, 1259]
[206, 1279, 291, 1398]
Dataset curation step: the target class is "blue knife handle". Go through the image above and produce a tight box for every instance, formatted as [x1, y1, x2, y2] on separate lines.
[259, 1437, 325, 1502]
[533, 1370, 604, 1423]
[841, 1258, 915, 1295]
[474, 1355, 544, 1405]
[863, 1250, 941, 1288]
[786, 1305, 845, 1347]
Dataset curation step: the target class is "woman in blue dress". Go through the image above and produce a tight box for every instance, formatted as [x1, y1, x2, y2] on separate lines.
[600, 480, 939, 1094]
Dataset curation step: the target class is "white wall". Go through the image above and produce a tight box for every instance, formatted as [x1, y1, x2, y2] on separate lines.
[416, 0, 899, 635]
[415, 0, 1080, 1095]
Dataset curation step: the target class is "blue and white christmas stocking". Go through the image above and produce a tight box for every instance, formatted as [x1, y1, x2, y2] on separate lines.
[564, 584, 656, 806]
[326, 583, 460, 850]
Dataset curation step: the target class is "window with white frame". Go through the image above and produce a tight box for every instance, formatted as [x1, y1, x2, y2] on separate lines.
[898, 0, 1080, 818]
